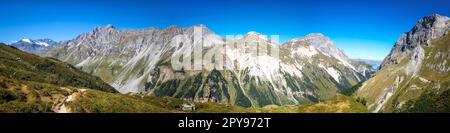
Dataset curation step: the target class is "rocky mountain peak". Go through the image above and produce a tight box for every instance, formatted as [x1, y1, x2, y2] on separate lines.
[246, 31, 262, 35]
[162, 25, 184, 35]
[105, 24, 115, 28]
[244, 31, 269, 40]
[184, 24, 216, 35]
[303, 34, 347, 58]
[74, 24, 120, 45]
[94, 24, 116, 32]
[304, 33, 326, 38]
[410, 13, 449, 43]
[286, 33, 359, 72]
[356, 14, 450, 113]
[419, 13, 449, 27]
[19, 38, 32, 43]
[285, 33, 336, 52]
[381, 14, 450, 68]
[304, 33, 334, 47]
[283, 33, 338, 53]
[166, 25, 181, 29]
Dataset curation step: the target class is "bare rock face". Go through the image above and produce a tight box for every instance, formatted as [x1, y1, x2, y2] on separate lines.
[382, 14, 450, 69]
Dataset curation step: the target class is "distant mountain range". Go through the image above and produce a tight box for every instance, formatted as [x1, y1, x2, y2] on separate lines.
[2, 14, 449, 112]
[353, 59, 382, 70]
[10, 38, 59, 54]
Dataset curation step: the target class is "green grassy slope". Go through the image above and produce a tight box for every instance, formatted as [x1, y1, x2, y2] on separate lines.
[397, 33, 450, 112]
[0, 44, 116, 93]
[0, 43, 115, 112]
[63, 89, 367, 113]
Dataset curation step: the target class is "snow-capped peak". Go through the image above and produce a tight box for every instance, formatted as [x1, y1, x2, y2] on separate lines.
[35, 41, 50, 47]
[21, 39, 32, 43]
[247, 31, 261, 35]
[105, 24, 115, 29]
[18, 39, 51, 47]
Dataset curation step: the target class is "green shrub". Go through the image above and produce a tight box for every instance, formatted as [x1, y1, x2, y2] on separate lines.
[356, 97, 367, 106]
[0, 89, 16, 103]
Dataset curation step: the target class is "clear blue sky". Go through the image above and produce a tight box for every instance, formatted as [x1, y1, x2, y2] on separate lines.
[1, 0, 449, 60]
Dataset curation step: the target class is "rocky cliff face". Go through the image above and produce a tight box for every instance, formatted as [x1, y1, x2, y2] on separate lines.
[43, 24, 373, 107]
[356, 14, 450, 112]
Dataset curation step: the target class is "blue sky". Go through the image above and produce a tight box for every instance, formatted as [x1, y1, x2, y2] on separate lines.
[1, 0, 449, 60]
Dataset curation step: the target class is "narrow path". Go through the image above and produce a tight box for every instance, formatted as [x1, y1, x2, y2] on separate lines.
[52, 89, 87, 113]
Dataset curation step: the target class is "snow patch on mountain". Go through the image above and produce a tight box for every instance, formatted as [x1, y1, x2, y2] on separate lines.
[115, 75, 145, 93]
[281, 63, 303, 77]
[21, 39, 32, 43]
[293, 44, 318, 57]
[246, 31, 268, 40]
[35, 41, 49, 47]
[246, 55, 280, 81]
[318, 63, 341, 83]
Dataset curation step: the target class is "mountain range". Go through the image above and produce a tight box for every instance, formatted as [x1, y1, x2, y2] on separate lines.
[10, 38, 59, 55]
[2, 13, 449, 112]
[0, 43, 367, 113]
[37, 24, 374, 107]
